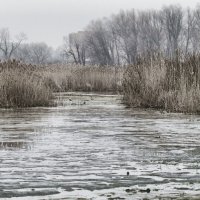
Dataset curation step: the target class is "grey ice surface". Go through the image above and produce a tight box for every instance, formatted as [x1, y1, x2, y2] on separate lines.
[0, 92, 200, 199]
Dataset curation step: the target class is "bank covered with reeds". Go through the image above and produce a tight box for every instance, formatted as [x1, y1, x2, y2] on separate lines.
[40, 64, 123, 92]
[0, 61, 122, 108]
[2, 54, 200, 113]
[123, 53, 200, 113]
[0, 60, 52, 108]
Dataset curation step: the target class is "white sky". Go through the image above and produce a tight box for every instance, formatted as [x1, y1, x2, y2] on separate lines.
[0, 0, 199, 48]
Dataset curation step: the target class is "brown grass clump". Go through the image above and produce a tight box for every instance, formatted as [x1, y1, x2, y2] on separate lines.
[0, 61, 123, 108]
[0, 60, 52, 108]
[39, 64, 123, 93]
[123, 54, 200, 113]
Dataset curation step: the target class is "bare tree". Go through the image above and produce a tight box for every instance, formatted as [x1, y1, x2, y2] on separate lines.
[178, 8, 196, 54]
[86, 19, 114, 65]
[63, 31, 87, 65]
[15, 42, 52, 64]
[14, 43, 31, 63]
[63, 5, 200, 65]
[137, 10, 164, 56]
[162, 5, 183, 57]
[29, 42, 52, 64]
[107, 18, 121, 65]
[0, 28, 26, 60]
[111, 10, 138, 64]
[190, 6, 200, 53]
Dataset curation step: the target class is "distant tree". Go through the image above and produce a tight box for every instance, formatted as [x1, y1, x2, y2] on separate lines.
[190, 6, 200, 53]
[162, 5, 183, 57]
[137, 10, 164, 56]
[14, 42, 52, 64]
[51, 46, 67, 64]
[63, 5, 200, 65]
[14, 43, 31, 63]
[111, 10, 138, 64]
[182, 8, 195, 54]
[0, 28, 26, 60]
[86, 19, 115, 65]
[63, 31, 87, 65]
[29, 42, 52, 64]
[107, 17, 121, 65]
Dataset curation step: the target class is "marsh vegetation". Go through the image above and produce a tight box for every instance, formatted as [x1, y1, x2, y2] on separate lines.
[123, 53, 200, 113]
[0, 60, 52, 108]
[0, 60, 123, 108]
[2, 52, 200, 114]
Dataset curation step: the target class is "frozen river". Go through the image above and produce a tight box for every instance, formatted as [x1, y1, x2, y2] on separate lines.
[0, 93, 200, 200]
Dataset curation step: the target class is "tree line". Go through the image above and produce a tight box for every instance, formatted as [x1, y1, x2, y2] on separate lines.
[2, 5, 200, 65]
[64, 5, 200, 65]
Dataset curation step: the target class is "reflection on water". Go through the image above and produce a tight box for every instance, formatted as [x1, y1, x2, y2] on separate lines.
[0, 92, 200, 199]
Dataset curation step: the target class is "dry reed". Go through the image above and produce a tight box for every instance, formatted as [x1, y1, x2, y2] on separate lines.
[0, 61, 123, 108]
[0, 60, 52, 108]
[123, 53, 200, 113]
[38, 64, 123, 93]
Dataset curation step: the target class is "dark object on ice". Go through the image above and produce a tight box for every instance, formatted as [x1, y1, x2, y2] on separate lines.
[127, 171, 130, 176]
[139, 188, 151, 193]
[125, 188, 137, 193]
[81, 101, 86, 105]
[125, 189, 130, 192]
[147, 188, 150, 193]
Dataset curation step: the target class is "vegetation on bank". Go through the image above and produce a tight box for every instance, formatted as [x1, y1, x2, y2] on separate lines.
[123, 53, 200, 113]
[40, 65, 123, 92]
[2, 53, 200, 114]
[0, 61, 123, 108]
[0, 60, 52, 108]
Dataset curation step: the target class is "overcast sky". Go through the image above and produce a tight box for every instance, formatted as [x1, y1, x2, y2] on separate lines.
[0, 0, 199, 48]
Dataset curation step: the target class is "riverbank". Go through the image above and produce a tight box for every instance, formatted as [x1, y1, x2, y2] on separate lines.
[2, 54, 200, 114]
[0, 60, 123, 108]
[0, 60, 52, 108]
[123, 54, 200, 114]
[40, 64, 123, 92]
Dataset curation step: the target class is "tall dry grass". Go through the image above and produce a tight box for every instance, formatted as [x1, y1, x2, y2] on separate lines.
[39, 64, 123, 93]
[123, 54, 200, 113]
[0, 60, 52, 108]
[0, 61, 123, 108]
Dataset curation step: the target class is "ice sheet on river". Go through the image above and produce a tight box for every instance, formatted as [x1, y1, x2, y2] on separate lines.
[0, 92, 200, 199]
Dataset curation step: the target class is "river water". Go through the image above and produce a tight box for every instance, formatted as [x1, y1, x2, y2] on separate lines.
[0, 93, 200, 200]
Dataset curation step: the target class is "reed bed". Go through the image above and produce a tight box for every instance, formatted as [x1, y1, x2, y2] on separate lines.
[0, 60, 52, 108]
[123, 54, 200, 113]
[39, 64, 123, 93]
[0, 61, 123, 108]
